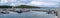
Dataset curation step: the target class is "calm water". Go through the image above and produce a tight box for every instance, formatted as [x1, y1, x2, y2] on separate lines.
[0, 7, 57, 18]
[0, 11, 56, 18]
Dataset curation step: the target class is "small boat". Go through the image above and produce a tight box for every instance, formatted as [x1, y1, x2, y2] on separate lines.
[16, 10, 23, 13]
[1, 11, 9, 14]
[1, 11, 6, 14]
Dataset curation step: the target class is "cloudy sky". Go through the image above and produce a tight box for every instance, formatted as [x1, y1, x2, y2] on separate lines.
[0, 0, 58, 7]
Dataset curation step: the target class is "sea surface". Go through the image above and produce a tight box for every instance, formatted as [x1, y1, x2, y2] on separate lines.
[0, 11, 56, 18]
[0, 7, 57, 18]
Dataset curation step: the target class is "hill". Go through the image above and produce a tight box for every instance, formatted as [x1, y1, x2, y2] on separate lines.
[14, 5, 40, 8]
[0, 5, 40, 8]
[0, 5, 12, 8]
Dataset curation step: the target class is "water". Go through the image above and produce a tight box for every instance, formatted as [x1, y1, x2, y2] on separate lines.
[0, 11, 56, 18]
[0, 7, 57, 18]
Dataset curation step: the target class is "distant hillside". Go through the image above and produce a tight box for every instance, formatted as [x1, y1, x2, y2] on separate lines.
[14, 5, 40, 8]
[0, 5, 40, 8]
[0, 5, 12, 8]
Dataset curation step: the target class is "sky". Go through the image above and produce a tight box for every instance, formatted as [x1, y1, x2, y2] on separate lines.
[0, 0, 59, 7]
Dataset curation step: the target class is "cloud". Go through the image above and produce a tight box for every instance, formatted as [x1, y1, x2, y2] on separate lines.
[33, 0, 58, 2]
[0, 0, 8, 3]
[28, 1, 55, 5]
[9, 0, 32, 6]
[0, 0, 58, 7]
[10, 3, 21, 6]
[8, 0, 17, 2]
[43, 2, 55, 5]
[58, 0, 60, 2]
[26, 1, 57, 7]
[10, 2, 22, 6]
[30, 1, 44, 5]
